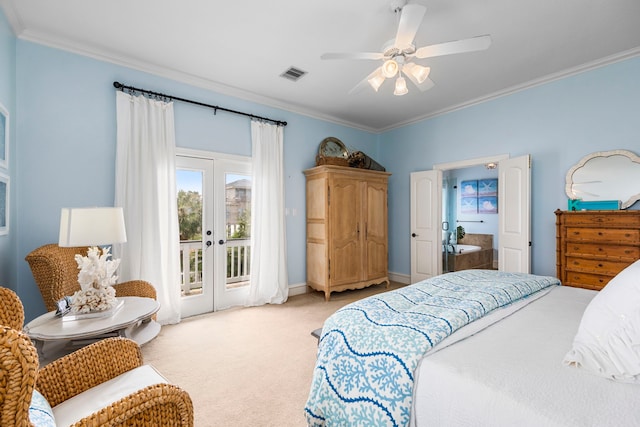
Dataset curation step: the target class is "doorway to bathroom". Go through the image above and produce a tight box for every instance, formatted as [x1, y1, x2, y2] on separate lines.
[442, 164, 498, 273]
[410, 154, 530, 283]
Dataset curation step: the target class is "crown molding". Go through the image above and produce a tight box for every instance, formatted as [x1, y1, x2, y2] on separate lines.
[7, 14, 640, 135]
[15, 28, 378, 134]
[0, 0, 25, 35]
[379, 47, 640, 133]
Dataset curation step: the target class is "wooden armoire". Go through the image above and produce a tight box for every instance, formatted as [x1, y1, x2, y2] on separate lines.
[555, 209, 640, 290]
[304, 165, 391, 300]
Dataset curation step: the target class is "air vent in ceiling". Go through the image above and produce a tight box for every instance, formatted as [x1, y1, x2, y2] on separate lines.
[280, 66, 307, 82]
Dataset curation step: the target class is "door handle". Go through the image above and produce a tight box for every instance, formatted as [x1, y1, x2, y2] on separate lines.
[218, 240, 226, 245]
[206, 241, 212, 247]
[411, 233, 418, 238]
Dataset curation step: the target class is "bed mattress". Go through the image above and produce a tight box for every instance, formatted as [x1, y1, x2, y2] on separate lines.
[413, 286, 640, 426]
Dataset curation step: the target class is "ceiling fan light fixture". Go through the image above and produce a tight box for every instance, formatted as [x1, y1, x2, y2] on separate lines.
[367, 73, 386, 92]
[404, 62, 430, 84]
[394, 76, 408, 96]
[381, 59, 399, 78]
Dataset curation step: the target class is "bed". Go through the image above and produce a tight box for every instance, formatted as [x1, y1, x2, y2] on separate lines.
[305, 264, 640, 426]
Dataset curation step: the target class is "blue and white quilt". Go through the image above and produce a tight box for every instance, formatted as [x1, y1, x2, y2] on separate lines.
[304, 270, 560, 427]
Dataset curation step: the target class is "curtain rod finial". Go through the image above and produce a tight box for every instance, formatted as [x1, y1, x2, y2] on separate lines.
[113, 82, 122, 89]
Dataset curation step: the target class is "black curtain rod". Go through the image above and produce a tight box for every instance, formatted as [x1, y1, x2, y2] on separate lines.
[113, 81, 287, 127]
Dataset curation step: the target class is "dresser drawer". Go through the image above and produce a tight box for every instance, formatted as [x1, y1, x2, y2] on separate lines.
[564, 242, 640, 262]
[565, 256, 630, 276]
[564, 271, 612, 291]
[561, 212, 640, 228]
[565, 227, 640, 244]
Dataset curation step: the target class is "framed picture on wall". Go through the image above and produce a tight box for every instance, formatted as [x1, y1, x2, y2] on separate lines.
[460, 180, 478, 213]
[0, 103, 8, 170]
[479, 196, 498, 214]
[460, 180, 478, 197]
[461, 196, 478, 214]
[478, 179, 497, 196]
[0, 171, 8, 235]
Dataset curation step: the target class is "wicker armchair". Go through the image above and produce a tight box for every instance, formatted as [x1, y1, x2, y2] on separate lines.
[25, 244, 157, 312]
[0, 288, 193, 426]
[0, 287, 24, 330]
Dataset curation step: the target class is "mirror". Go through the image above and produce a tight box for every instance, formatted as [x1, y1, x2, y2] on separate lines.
[565, 149, 640, 209]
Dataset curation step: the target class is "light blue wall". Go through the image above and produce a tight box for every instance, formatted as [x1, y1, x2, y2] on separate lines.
[12, 39, 378, 321]
[380, 56, 640, 278]
[0, 10, 15, 291]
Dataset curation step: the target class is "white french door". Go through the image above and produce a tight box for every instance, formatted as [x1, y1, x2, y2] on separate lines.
[176, 152, 252, 317]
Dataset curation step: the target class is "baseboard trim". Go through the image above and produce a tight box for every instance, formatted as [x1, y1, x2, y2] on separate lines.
[388, 271, 411, 285]
[288, 282, 308, 297]
[288, 273, 411, 297]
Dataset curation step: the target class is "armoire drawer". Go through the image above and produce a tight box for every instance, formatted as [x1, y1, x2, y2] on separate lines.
[565, 256, 630, 276]
[565, 227, 640, 244]
[564, 271, 612, 291]
[564, 242, 640, 262]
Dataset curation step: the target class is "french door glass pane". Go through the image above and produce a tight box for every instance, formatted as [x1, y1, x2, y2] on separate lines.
[177, 169, 204, 296]
[225, 173, 251, 290]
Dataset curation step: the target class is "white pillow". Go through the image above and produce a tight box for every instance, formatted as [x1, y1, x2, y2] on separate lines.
[563, 259, 640, 383]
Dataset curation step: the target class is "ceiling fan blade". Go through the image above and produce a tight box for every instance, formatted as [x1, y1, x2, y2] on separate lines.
[394, 4, 426, 50]
[348, 67, 384, 95]
[321, 52, 384, 60]
[415, 35, 492, 59]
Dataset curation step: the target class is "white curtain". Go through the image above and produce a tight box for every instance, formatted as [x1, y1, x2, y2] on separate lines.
[247, 121, 288, 306]
[114, 91, 181, 324]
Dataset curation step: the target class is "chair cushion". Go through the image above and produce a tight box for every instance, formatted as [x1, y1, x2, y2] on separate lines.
[52, 364, 168, 426]
[29, 389, 56, 427]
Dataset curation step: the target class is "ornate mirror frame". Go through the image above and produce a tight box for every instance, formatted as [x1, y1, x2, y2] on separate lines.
[565, 149, 640, 209]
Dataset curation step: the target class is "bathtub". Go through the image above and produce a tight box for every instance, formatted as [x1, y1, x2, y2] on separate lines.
[443, 238, 493, 272]
[453, 244, 481, 254]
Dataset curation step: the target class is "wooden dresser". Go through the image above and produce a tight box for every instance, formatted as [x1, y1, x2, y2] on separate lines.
[555, 209, 640, 290]
[304, 165, 391, 300]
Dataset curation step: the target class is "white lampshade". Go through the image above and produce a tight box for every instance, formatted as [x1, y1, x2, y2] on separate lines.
[404, 62, 431, 84]
[381, 59, 399, 78]
[59, 207, 127, 247]
[367, 71, 386, 92]
[393, 77, 408, 96]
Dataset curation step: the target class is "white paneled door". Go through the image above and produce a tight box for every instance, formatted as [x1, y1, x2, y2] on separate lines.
[410, 169, 442, 284]
[498, 155, 531, 273]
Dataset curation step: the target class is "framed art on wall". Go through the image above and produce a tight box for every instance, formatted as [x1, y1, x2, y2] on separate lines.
[478, 178, 498, 213]
[0, 171, 8, 235]
[0, 102, 8, 170]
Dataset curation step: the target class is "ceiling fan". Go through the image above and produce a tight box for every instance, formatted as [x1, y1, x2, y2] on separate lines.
[321, 1, 492, 96]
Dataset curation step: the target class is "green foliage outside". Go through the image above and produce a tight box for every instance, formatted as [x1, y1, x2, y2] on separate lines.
[229, 210, 251, 239]
[178, 190, 202, 241]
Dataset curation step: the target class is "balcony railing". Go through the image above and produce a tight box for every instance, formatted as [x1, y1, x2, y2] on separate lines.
[180, 239, 251, 295]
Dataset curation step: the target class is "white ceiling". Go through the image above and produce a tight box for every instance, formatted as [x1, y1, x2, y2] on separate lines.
[2, 0, 640, 132]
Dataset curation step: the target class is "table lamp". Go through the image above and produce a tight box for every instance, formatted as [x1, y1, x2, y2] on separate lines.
[58, 207, 127, 247]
